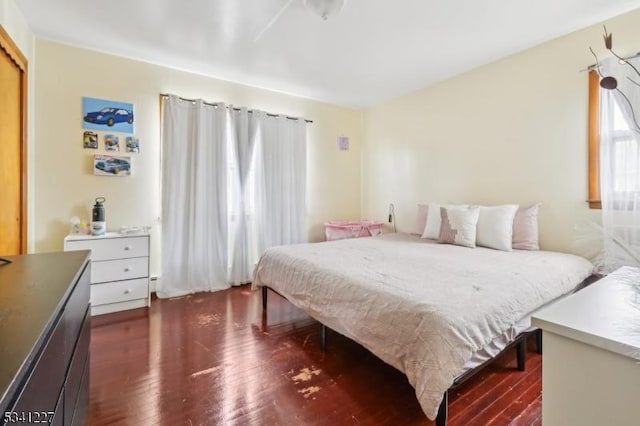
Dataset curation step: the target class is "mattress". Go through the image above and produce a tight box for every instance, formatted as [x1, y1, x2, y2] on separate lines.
[462, 289, 573, 372]
[252, 233, 594, 420]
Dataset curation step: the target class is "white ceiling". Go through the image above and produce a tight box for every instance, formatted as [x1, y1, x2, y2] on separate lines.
[16, 0, 640, 107]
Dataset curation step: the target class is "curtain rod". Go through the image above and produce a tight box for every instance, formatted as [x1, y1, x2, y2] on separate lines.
[159, 94, 313, 123]
[583, 51, 640, 72]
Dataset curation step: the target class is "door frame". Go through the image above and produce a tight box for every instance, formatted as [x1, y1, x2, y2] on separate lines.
[0, 25, 28, 253]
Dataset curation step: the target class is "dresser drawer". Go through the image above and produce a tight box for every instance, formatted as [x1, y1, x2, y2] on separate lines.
[12, 314, 67, 416]
[66, 236, 149, 261]
[65, 309, 90, 424]
[64, 263, 90, 351]
[91, 257, 148, 283]
[70, 357, 89, 426]
[91, 278, 148, 306]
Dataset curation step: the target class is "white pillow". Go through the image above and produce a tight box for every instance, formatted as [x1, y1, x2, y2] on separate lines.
[476, 205, 519, 251]
[414, 204, 429, 235]
[421, 203, 467, 239]
[438, 206, 480, 248]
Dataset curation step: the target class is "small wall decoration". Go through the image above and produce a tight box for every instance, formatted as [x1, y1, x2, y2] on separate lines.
[104, 134, 120, 152]
[94, 154, 131, 176]
[126, 136, 140, 153]
[83, 97, 134, 134]
[83, 131, 98, 149]
[337, 136, 350, 151]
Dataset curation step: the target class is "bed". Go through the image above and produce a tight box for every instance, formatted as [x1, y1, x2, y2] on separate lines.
[251, 233, 594, 423]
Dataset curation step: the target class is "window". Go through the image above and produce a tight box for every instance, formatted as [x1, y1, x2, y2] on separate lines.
[226, 118, 261, 269]
[610, 102, 638, 193]
[588, 69, 640, 208]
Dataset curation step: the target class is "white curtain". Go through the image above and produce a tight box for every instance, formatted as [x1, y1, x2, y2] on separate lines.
[160, 97, 308, 294]
[599, 57, 640, 272]
[256, 115, 308, 251]
[228, 108, 263, 285]
[159, 95, 229, 297]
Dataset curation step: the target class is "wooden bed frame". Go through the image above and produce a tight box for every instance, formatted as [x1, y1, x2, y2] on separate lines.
[260, 274, 598, 426]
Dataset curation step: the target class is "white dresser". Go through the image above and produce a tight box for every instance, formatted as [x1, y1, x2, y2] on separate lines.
[64, 232, 150, 316]
[532, 267, 640, 426]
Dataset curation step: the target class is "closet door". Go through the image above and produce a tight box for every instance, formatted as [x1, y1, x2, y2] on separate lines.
[0, 26, 27, 255]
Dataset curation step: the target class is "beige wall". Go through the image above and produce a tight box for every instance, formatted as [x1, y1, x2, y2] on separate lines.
[362, 9, 640, 253]
[0, 0, 35, 251]
[34, 40, 363, 276]
[28, 7, 640, 267]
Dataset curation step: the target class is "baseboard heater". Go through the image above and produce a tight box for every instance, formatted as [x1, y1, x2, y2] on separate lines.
[150, 276, 159, 293]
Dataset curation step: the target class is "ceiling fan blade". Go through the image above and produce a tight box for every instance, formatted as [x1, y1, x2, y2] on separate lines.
[253, 0, 296, 42]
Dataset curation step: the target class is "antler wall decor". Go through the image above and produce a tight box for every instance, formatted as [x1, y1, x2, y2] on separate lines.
[590, 26, 640, 132]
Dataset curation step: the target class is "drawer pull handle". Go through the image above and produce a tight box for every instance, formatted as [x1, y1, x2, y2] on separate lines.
[124, 289, 131, 294]
[124, 246, 132, 251]
[124, 267, 132, 272]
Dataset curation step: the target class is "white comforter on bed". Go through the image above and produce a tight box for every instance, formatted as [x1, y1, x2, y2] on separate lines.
[252, 233, 593, 420]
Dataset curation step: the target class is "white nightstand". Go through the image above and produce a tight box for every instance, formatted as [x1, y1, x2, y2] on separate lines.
[64, 232, 150, 316]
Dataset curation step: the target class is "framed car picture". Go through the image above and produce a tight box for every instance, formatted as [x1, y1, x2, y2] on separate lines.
[83, 97, 135, 134]
[104, 134, 120, 152]
[125, 136, 140, 153]
[94, 154, 132, 176]
[83, 131, 98, 149]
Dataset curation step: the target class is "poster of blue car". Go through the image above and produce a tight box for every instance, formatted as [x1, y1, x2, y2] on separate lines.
[94, 154, 132, 176]
[83, 97, 134, 134]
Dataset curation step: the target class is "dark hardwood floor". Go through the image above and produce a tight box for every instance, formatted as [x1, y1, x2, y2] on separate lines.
[88, 286, 542, 426]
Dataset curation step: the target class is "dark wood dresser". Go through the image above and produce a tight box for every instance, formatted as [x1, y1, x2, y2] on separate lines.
[0, 251, 91, 426]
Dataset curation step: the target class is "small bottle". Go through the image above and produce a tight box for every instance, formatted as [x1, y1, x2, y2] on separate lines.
[92, 197, 106, 236]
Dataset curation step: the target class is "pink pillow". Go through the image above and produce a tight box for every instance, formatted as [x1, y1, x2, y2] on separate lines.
[512, 203, 541, 250]
[414, 204, 429, 235]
